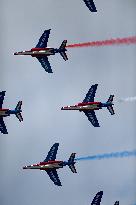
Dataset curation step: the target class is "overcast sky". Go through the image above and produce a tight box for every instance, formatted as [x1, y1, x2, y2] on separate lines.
[0, 1, 136, 205]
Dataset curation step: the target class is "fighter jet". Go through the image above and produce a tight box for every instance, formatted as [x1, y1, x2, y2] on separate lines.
[14, 29, 68, 73]
[83, 0, 97, 12]
[90, 191, 103, 205]
[23, 143, 77, 186]
[90, 191, 119, 205]
[0, 91, 23, 134]
[61, 84, 114, 127]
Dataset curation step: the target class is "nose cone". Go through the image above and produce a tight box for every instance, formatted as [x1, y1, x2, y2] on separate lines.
[23, 166, 30, 169]
[14, 52, 21, 55]
[14, 51, 23, 55]
[61, 106, 69, 110]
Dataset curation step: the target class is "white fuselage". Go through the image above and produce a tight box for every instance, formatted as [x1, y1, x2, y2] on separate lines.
[62, 104, 101, 111]
[24, 162, 63, 170]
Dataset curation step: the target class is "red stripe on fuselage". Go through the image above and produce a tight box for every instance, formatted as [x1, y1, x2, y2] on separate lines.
[31, 48, 52, 51]
[0, 109, 9, 111]
[39, 160, 62, 165]
[78, 102, 100, 106]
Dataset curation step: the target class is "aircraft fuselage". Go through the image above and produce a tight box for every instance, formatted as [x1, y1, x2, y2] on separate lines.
[23, 160, 74, 170]
[61, 102, 113, 111]
[23, 160, 65, 170]
[14, 47, 66, 57]
[0, 109, 22, 117]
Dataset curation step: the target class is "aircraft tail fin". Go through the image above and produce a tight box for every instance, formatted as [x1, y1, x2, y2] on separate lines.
[15, 101, 23, 122]
[114, 201, 119, 205]
[107, 95, 115, 115]
[59, 40, 68, 61]
[68, 153, 77, 173]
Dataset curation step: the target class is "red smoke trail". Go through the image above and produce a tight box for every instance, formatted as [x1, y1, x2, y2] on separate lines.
[66, 36, 136, 48]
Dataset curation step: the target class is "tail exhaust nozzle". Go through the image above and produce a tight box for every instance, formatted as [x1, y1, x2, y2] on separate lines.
[15, 101, 23, 122]
[68, 153, 77, 173]
[59, 40, 68, 61]
[107, 95, 115, 115]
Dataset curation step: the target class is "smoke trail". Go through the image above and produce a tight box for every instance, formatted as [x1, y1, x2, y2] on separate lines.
[75, 150, 136, 161]
[66, 36, 136, 48]
[118, 96, 136, 103]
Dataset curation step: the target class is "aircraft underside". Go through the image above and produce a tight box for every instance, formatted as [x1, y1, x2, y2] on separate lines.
[26, 163, 63, 170]
[0, 110, 9, 117]
[31, 50, 55, 56]
[64, 104, 101, 110]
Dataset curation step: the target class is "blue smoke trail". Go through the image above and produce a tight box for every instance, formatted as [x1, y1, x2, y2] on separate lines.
[75, 150, 136, 161]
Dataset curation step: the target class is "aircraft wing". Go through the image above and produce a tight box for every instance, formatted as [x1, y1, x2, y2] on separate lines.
[83, 0, 97, 12]
[44, 143, 59, 162]
[91, 191, 103, 205]
[83, 84, 98, 103]
[46, 169, 62, 186]
[0, 117, 8, 134]
[36, 29, 51, 48]
[0, 91, 6, 108]
[84, 110, 100, 127]
[37, 57, 53, 73]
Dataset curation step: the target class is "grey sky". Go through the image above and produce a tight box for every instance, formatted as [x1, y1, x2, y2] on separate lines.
[0, 1, 136, 205]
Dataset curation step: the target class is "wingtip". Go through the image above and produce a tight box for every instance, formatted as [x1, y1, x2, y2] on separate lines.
[97, 191, 103, 195]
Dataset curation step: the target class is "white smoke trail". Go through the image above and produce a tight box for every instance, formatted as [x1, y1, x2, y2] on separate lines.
[118, 96, 136, 103]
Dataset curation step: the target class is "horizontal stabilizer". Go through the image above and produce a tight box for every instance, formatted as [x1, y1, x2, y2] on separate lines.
[69, 164, 77, 173]
[114, 202, 119, 205]
[68, 153, 76, 163]
[59, 40, 68, 61]
[15, 101, 22, 111]
[60, 51, 68, 61]
[107, 105, 115, 115]
[16, 113, 23, 122]
[59, 40, 67, 50]
[68, 153, 77, 173]
[107, 95, 114, 103]
[107, 95, 115, 115]
[15, 101, 23, 122]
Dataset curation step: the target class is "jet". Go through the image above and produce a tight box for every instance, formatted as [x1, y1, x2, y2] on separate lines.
[14, 29, 68, 73]
[23, 143, 77, 186]
[61, 84, 114, 127]
[90, 191, 103, 205]
[90, 191, 119, 205]
[0, 91, 23, 134]
[83, 0, 97, 12]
